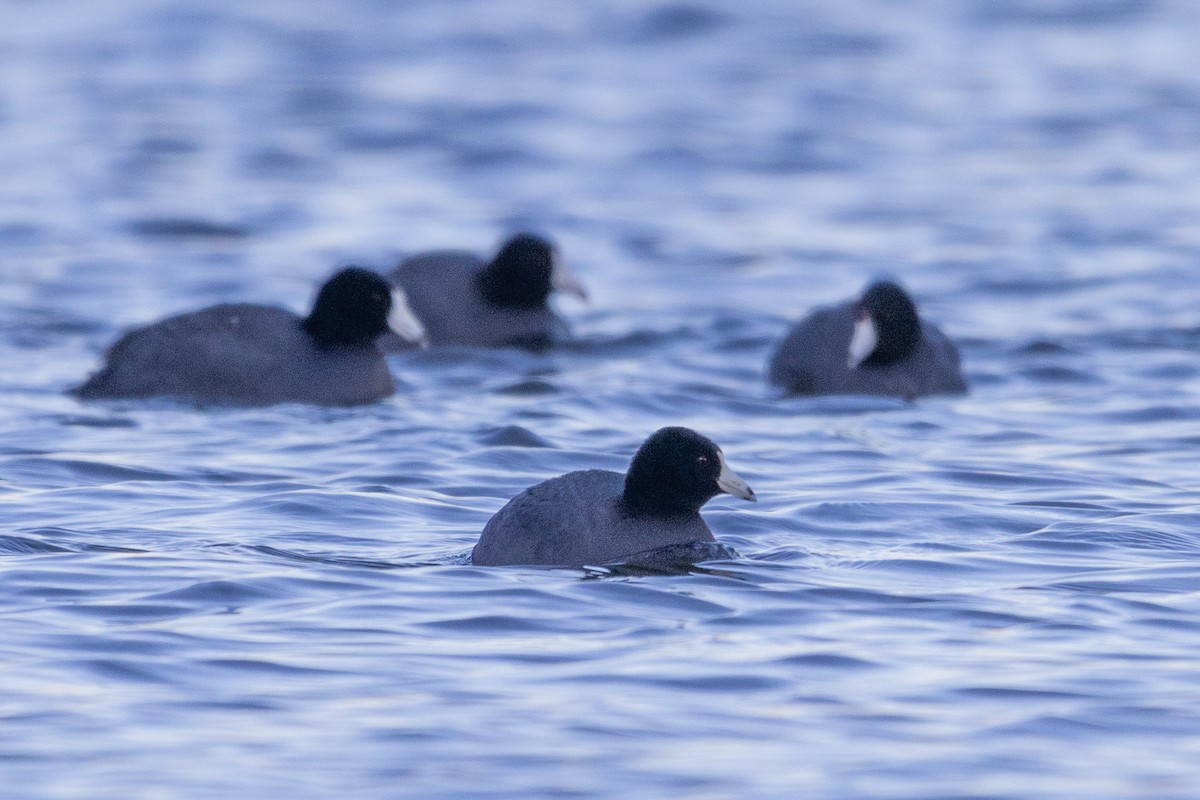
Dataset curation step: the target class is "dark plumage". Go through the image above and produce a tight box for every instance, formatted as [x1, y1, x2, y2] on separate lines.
[472, 427, 756, 567]
[767, 280, 967, 398]
[386, 232, 586, 349]
[72, 267, 409, 407]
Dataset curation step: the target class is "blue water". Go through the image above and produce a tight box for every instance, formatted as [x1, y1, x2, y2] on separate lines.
[4, 0, 1200, 797]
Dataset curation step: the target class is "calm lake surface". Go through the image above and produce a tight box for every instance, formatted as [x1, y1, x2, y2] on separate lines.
[4, 1, 1200, 797]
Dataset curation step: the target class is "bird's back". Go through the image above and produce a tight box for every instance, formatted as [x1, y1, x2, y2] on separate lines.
[472, 469, 714, 567]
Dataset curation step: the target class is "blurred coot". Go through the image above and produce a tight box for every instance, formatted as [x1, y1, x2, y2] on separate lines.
[767, 280, 967, 398]
[385, 232, 586, 350]
[72, 267, 420, 407]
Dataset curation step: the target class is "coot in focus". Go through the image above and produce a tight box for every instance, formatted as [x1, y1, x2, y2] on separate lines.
[472, 426, 756, 567]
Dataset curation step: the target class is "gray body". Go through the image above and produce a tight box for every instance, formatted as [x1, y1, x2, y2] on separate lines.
[472, 469, 716, 567]
[388, 251, 567, 348]
[74, 303, 394, 406]
[767, 301, 966, 398]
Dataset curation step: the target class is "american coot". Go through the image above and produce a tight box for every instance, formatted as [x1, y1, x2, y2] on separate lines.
[767, 281, 967, 399]
[472, 426, 756, 567]
[72, 267, 425, 407]
[386, 232, 587, 350]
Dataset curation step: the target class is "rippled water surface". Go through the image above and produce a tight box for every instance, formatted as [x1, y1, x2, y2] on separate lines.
[4, 1, 1200, 797]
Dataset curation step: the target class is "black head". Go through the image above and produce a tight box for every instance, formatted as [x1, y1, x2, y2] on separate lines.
[623, 427, 755, 517]
[302, 267, 393, 347]
[476, 233, 557, 309]
[852, 281, 922, 367]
